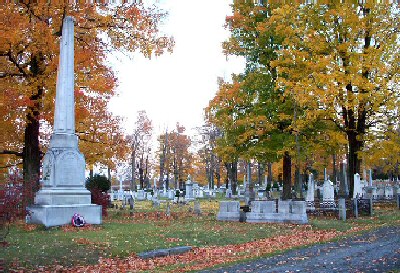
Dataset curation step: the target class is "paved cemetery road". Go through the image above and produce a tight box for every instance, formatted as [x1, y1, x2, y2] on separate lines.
[199, 225, 400, 273]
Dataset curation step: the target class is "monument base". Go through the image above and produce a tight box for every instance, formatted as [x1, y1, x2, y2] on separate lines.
[26, 204, 102, 227]
[216, 211, 240, 221]
[246, 212, 308, 224]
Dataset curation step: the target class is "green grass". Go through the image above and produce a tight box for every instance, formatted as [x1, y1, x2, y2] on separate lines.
[1, 200, 399, 271]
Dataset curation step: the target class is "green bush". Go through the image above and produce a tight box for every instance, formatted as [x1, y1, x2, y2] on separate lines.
[85, 174, 111, 192]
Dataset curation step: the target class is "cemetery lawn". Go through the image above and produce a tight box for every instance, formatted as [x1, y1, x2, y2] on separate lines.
[1, 201, 399, 272]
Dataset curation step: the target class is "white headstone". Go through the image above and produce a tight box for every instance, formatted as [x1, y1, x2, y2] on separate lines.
[185, 177, 194, 200]
[323, 178, 335, 202]
[306, 173, 315, 203]
[353, 173, 363, 198]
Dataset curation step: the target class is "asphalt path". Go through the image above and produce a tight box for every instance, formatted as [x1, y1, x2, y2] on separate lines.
[199, 225, 400, 273]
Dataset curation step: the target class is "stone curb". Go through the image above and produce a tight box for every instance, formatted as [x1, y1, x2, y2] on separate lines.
[137, 246, 192, 259]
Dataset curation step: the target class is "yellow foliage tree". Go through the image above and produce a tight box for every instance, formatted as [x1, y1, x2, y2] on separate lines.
[266, 3, 400, 195]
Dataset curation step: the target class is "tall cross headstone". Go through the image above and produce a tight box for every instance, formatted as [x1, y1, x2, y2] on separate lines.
[27, 17, 102, 227]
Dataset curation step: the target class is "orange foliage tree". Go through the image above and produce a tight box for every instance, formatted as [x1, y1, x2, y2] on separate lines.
[0, 3, 174, 184]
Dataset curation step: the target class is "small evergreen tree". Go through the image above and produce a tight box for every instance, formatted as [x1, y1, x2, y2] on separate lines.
[85, 174, 111, 193]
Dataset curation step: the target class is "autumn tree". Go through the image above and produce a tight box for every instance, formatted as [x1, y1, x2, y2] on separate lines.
[267, 3, 400, 195]
[208, 1, 300, 198]
[157, 123, 192, 190]
[196, 122, 222, 189]
[129, 110, 153, 190]
[0, 3, 173, 185]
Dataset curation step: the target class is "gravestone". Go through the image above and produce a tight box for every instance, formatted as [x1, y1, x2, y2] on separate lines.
[152, 198, 160, 208]
[246, 201, 276, 223]
[376, 186, 385, 199]
[197, 188, 204, 198]
[26, 17, 101, 227]
[225, 188, 232, 198]
[168, 189, 175, 200]
[290, 201, 308, 224]
[384, 186, 394, 199]
[338, 198, 346, 221]
[129, 198, 134, 210]
[257, 190, 265, 199]
[322, 177, 335, 208]
[166, 202, 171, 217]
[185, 176, 194, 201]
[216, 201, 240, 221]
[306, 173, 315, 210]
[353, 173, 363, 198]
[194, 200, 201, 215]
[246, 200, 307, 224]
[136, 190, 146, 201]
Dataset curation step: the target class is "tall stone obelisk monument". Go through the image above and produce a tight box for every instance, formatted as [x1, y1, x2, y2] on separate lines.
[27, 16, 102, 227]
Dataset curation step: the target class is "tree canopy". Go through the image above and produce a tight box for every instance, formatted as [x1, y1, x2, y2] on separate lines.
[0, 3, 174, 182]
[208, 1, 400, 196]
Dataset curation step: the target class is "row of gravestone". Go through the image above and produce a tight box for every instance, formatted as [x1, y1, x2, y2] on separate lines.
[109, 188, 216, 202]
[217, 200, 308, 224]
[306, 173, 400, 209]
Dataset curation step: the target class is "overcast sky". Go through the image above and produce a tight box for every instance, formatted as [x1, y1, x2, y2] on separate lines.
[108, 0, 245, 136]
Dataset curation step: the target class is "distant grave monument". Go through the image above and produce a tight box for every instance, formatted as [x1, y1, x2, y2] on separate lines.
[26, 17, 102, 227]
[306, 173, 315, 210]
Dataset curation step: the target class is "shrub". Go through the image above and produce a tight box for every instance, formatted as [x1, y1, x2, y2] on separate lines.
[85, 175, 110, 217]
[85, 174, 111, 192]
[90, 188, 110, 217]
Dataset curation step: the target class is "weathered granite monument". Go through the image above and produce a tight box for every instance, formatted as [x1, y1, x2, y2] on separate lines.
[27, 17, 102, 227]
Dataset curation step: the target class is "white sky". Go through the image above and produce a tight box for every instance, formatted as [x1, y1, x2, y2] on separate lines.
[108, 0, 245, 136]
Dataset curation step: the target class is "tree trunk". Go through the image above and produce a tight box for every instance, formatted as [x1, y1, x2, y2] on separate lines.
[131, 148, 136, 191]
[257, 162, 264, 186]
[332, 153, 337, 185]
[139, 158, 144, 189]
[267, 162, 273, 187]
[173, 153, 178, 189]
[145, 154, 149, 186]
[347, 131, 362, 198]
[23, 105, 40, 189]
[282, 151, 292, 200]
[209, 153, 215, 189]
[225, 162, 238, 195]
[294, 165, 301, 197]
[158, 153, 164, 189]
[23, 53, 47, 194]
[216, 156, 221, 188]
[23, 88, 42, 191]
[89, 165, 94, 180]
